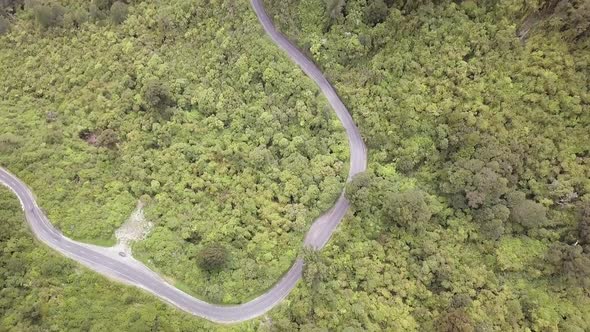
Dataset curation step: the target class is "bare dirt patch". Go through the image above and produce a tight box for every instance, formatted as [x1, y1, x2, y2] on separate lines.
[114, 201, 153, 255]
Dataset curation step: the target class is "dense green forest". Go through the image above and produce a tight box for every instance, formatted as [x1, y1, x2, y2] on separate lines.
[262, 0, 590, 330]
[1, 0, 590, 331]
[0, 187, 257, 331]
[0, 0, 348, 304]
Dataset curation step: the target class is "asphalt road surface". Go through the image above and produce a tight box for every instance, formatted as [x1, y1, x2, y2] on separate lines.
[0, 0, 367, 324]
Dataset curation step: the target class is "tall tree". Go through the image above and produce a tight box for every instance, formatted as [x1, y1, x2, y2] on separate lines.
[196, 243, 229, 272]
[385, 189, 431, 231]
[110, 1, 128, 25]
[509, 199, 547, 231]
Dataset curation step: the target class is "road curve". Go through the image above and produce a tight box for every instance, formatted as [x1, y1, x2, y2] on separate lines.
[0, 0, 367, 324]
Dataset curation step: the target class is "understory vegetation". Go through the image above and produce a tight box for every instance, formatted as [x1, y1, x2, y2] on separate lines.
[1, 0, 589, 330]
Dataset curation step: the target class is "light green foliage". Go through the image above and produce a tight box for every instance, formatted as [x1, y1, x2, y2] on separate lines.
[496, 236, 547, 272]
[0, 0, 347, 304]
[1, 0, 589, 329]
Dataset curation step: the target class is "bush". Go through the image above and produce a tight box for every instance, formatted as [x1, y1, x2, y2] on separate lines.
[110, 1, 127, 25]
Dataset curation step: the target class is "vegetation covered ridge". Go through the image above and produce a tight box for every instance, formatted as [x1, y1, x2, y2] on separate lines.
[1, 0, 350, 305]
[0, 0, 366, 324]
[261, 0, 590, 330]
[1, 0, 589, 330]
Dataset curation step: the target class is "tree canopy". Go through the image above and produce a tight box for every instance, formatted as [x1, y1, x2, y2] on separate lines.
[0, 0, 589, 330]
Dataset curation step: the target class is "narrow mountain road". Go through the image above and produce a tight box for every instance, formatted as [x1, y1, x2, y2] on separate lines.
[0, 0, 367, 324]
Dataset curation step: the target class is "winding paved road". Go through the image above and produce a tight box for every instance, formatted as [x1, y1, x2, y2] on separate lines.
[0, 0, 367, 324]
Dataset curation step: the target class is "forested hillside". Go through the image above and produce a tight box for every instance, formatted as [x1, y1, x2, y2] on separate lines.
[261, 0, 590, 330]
[0, 0, 347, 304]
[1, 0, 590, 331]
[0, 188, 246, 331]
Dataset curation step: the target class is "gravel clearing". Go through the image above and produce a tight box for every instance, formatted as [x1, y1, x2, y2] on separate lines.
[114, 201, 153, 256]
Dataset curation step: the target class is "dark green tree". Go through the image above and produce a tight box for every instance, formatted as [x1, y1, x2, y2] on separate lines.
[302, 249, 331, 310]
[546, 243, 590, 287]
[0, 132, 21, 152]
[326, 0, 346, 20]
[197, 243, 229, 272]
[509, 199, 547, 230]
[45, 126, 63, 145]
[437, 309, 474, 332]
[34, 3, 65, 30]
[92, 0, 114, 11]
[110, 1, 128, 25]
[385, 189, 431, 230]
[141, 79, 175, 114]
[89, 3, 105, 22]
[0, 16, 9, 35]
[518, 0, 590, 41]
[365, 0, 388, 26]
[578, 201, 590, 246]
[0, 0, 23, 13]
[345, 171, 376, 213]
[96, 129, 119, 148]
[302, 249, 329, 290]
[64, 8, 88, 28]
